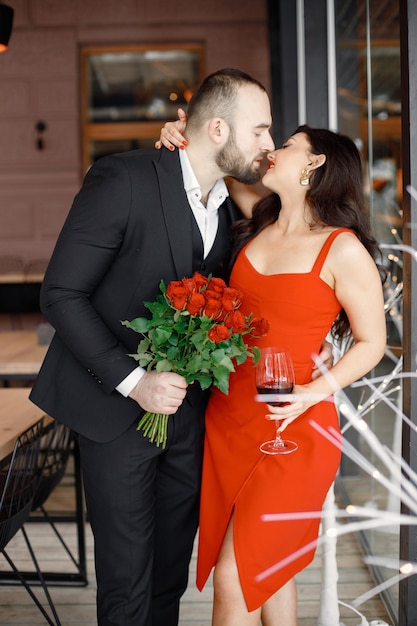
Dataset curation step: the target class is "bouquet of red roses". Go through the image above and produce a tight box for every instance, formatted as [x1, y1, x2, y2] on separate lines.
[122, 272, 269, 448]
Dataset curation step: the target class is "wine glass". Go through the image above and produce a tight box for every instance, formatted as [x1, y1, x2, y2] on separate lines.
[255, 347, 298, 455]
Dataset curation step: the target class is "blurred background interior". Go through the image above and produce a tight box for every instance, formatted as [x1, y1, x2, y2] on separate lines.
[0, 1, 416, 624]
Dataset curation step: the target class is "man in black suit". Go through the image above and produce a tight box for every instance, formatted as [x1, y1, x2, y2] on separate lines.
[30, 68, 275, 626]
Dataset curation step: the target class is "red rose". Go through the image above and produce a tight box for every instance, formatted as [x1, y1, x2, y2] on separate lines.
[223, 287, 243, 307]
[216, 296, 235, 322]
[166, 280, 182, 294]
[186, 293, 205, 316]
[207, 277, 227, 294]
[220, 296, 235, 314]
[225, 310, 246, 333]
[204, 298, 222, 320]
[208, 324, 231, 343]
[250, 318, 270, 337]
[181, 277, 197, 294]
[204, 289, 222, 302]
[192, 272, 209, 290]
[166, 282, 189, 310]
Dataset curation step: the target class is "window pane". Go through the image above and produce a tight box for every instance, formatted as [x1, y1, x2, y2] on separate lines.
[86, 48, 201, 123]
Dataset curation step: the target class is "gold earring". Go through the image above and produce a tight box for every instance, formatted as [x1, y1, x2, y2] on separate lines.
[300, 168, 310, 186]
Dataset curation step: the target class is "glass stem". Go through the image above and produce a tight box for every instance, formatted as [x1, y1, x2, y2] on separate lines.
[274, 425, 285, 448]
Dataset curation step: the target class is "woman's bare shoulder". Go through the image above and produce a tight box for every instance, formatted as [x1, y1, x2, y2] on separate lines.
[329, 230, 375, 270]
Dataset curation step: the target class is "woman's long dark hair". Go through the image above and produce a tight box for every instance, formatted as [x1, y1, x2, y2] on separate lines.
[230, 124, 385, 339]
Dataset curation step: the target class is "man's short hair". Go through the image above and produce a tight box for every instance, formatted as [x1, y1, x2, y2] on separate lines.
[186, 68, 267, 134]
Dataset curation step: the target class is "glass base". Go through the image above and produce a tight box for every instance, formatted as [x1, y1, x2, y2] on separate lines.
[260, 439, 298, 455]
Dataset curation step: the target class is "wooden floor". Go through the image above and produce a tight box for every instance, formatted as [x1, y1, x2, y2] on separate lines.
[0, 450, 393, 626]
[0, 314, 393, 625]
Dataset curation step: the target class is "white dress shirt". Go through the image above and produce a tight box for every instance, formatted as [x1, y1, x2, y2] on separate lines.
[116, 150, 228, 397]
[179, 149, 228, 258]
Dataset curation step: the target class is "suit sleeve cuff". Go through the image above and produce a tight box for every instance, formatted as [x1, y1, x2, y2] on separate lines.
[116, 367, 146, 397]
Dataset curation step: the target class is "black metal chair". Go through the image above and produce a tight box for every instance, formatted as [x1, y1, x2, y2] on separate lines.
[4, 419, 88, 589]
[0, 418, 61, 625]
[30, 421, 78, 572]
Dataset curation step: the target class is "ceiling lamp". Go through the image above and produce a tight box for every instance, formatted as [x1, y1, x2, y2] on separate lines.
[0, 2, 14, 53]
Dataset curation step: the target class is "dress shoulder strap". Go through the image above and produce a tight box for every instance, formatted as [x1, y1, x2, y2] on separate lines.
[311, 228, 354, 276]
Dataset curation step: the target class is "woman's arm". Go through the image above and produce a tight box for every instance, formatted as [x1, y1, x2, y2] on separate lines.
[270, 233, 386, 431]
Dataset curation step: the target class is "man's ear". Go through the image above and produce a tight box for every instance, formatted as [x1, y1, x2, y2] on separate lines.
[208, 117, 229, 145]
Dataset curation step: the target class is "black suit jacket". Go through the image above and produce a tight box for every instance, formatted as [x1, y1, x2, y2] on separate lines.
[30, 148, 239, 442]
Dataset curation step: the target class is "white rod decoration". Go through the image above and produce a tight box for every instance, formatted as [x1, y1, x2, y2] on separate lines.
[296, 0, 307, 124]
[327, 0, 338, 130]
[365, 0, 374, 220]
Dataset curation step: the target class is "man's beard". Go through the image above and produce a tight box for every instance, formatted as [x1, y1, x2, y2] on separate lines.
[216, 133, 263, 185]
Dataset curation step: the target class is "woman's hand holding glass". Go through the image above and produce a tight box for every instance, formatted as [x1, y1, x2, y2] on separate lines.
[266, 385, 318, 426]
[264, 383, 324, 433]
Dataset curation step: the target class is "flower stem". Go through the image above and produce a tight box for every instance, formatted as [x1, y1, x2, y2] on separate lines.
[137, 411, 169, 448]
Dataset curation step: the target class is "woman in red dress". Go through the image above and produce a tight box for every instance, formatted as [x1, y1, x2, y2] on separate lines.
[197, 126, 386, 625]
[157, 122, 386, 625]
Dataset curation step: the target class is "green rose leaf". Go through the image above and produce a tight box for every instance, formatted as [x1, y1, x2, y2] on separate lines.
[166, 345, 180, 361]
[213, 364, 232, 395]
[193, 372, 213, 390]
[186, 353, 203, 374]
[155, 359, 174, 372]
[122, 317, 150, 333]
[151, 327, 173, 345]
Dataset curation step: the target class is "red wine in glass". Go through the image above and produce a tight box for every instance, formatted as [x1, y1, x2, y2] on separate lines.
[255, 348, 298, 454]
[256, 385, 294, 407]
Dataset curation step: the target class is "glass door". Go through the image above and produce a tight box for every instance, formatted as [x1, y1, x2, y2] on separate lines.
[335, 1, 401, 622]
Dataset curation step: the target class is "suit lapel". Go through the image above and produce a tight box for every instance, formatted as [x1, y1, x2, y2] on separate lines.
[154, 150, 193, 280]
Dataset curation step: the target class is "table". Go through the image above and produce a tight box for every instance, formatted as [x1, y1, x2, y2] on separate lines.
[0, 256, 45, 313]
[0, 256, 45, 285]
[0, 387, 50, 460]
[0, 330, 49, 383]
[0, 387, 87, 586]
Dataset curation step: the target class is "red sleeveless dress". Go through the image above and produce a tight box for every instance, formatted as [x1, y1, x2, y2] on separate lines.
[196, 228, 348, 610]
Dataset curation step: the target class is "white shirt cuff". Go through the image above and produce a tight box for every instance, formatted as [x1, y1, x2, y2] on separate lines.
[116, 367, 146, 397]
